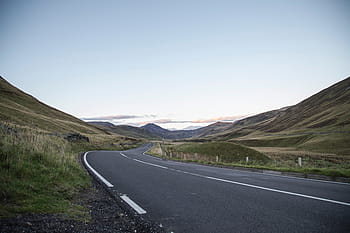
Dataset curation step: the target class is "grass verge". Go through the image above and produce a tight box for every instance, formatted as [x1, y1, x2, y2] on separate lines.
[0, 124, 142, 218]
[148, 142, 350, 178]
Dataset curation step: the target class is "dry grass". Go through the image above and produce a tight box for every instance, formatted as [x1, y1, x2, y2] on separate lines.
[251, 147, 350, 169]
[0, 123, 142, 217]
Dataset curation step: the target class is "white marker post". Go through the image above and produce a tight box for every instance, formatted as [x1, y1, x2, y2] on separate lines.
[246, 156, 249, 164]
[298, 157, 302, 167]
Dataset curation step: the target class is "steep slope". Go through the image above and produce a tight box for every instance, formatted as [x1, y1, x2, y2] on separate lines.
[88, 121, 159, 139]
[0, 76, 104, 134]
[195, 107, 290, 139]
[259, 77, 350, 132]
[200, 77, 350, 140]
[193, 122, 234, 139]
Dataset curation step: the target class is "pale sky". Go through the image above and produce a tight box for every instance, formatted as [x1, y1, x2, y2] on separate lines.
[1, 0, 349, 129]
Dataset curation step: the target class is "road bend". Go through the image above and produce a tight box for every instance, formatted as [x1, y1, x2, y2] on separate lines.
[85, 144, 350, 233]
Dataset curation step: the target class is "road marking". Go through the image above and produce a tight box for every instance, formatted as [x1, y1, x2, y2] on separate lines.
[258, 171, 350, 186]
[204, 176, 350, 207]
[120, 152, 128, 158]
[121, 195, 147, 214]
[127, 151, 350, 207]
[83, 152, 114, 188]
[144, 149, 350, 186]
[133, 158, 169, 169]
[85, 152, 148, 215]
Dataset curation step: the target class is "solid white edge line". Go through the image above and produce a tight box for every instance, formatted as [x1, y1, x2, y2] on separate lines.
[144, 149, 349, 186]
[121, 195, 147, 214]
[261, 171, 350, 186]
[83, 152, 114, 188]
[127, 151, 350, 207]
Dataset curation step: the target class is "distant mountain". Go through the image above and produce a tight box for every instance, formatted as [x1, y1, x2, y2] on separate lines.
[182, 125, 203, 130]
[88, 122, 159, 139]
[81, 77, 350, 149]
[0, 76, 104, 134]
[141, 123, 202, 139]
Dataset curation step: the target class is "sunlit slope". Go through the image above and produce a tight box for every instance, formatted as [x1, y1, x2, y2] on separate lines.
[0, 76, 105, 134]
[200, 77, 350, 140]
[193, 77, 350, 155]
[259, 77, 350, 133]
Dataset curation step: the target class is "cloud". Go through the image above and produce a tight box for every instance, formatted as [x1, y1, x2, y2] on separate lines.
[82, 114, 248, 129]
[136, 119, 190, 125]
[191, 115, 247, 123]
[81, 114, 155, 121]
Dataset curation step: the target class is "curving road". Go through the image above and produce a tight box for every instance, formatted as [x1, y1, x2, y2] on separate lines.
[84, 144, 350, 233]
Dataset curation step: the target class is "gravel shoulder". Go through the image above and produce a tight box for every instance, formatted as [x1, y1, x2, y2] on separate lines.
[0, 161, 165, 233]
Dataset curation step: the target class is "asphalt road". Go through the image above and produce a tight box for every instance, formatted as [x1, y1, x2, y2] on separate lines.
[85, 144, 350, 233]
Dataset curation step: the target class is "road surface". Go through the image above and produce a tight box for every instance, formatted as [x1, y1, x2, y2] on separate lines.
[84, 144, 350, 233]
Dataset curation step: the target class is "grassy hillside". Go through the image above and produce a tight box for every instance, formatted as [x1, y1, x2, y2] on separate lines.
[0, 123, 143, 217]
[0, 77, 104, 134]
[0, 124, 88, 217]
[259, 77, 350, 132]
[197, 77, 350, 155]
[153, 142, 270, 164]
[0, 76, 143, 217]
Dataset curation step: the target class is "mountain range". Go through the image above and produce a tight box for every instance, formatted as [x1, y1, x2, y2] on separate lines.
[1, 75, 349, 154]
[89, 77, 350, 154]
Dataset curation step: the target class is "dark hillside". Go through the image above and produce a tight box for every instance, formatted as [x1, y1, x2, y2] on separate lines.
[88, 121, 159, 139]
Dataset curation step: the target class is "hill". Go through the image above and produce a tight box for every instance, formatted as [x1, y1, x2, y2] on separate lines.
[136, 77, 350, 155]
[88, 121, 159, 139]
[0, 76, 143, 219]
[0, 76, 105, 134]
[200, 77, 350, 155]
[259, 77, 350, 132]
[141, 123, 202, 139]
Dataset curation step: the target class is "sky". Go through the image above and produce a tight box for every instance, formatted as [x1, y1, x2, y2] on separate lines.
[1, 0, 349, 129]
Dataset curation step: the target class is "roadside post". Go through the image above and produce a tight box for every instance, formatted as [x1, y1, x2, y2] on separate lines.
[298, 157, 302, 167]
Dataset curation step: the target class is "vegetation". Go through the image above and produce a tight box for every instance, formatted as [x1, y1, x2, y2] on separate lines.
[0, 76, 104, 134]
[150, 142, 270, 164]
[0, 123, 142, 217]
[149, 141, 350, 178]
[0, 77, 145, 218]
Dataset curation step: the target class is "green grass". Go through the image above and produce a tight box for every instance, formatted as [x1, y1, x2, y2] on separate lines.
[0, 124, 142, 218]
[149, 142, 350, 178]
[232, 133, 350, 156]
[298, 133, 350, 155]
[157, 142, 271, 164]
[231, 135, 313, 147]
